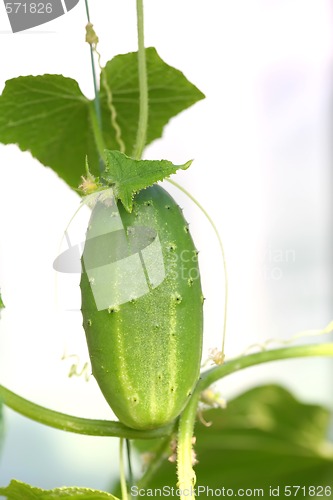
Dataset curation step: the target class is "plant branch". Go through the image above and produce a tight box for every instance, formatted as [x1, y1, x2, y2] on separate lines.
[84, 0, 104, 174]
[120, 438, 129, 500]
[199, 342, 333, 392]
[84, 0, 102, 130]
[133, 0, 148, 160]
[177, 395, 199, 500]
[174, 342, 333, 499]
[0, 384, 172, 439]
[126, 439, 134, 491]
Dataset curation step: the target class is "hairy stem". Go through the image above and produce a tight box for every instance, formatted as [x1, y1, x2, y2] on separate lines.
[133, 0, 148, 160]
[84, 0, 104, 173]
[84, 0, 102, 131]
[0, 384, 172, 439]
[177, 395, 199, 500]
[126, 439, 134, 491]
[200, 342, 333, 391]
[175, 342, 333, 499]
[120, 438, 129, 500]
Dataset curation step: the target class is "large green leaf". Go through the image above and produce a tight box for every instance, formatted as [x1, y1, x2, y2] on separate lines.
[0, 48, 204, 190]
[100, 47, 205, 153]
[0, 480, 119, 500]
[134, 385, 333, 497]
[0, 75, 99, 188]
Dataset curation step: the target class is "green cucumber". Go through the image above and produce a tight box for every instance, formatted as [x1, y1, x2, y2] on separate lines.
[80, 184, 203, 430]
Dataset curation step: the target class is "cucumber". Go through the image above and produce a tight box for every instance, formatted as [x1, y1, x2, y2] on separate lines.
[80, 184, 203, 430]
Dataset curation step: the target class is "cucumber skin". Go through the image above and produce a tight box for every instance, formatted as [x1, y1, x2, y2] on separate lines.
[80, 185, 203, 430]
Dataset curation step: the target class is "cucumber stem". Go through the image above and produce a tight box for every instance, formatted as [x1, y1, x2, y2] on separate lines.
[200, 342, 333, 391]
[177, 395, 199, 500]
[120, 438, 129, 500]
[133, 0, 148, 160]
[84, 0, 102, 130]
[175, 342, 333, 500]
[126, 439, 134, 491]
[84, 0, 104, 173]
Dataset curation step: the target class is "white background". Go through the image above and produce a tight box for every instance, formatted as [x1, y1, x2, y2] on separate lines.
[0, 0, 332, 490]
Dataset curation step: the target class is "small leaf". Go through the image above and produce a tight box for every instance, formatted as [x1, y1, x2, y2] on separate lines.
[0, 480, 120, 500]
[103, 150, 192, 212]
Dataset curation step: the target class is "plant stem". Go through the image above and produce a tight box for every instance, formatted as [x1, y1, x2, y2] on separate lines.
[133, 0, 148, 160]
[120, 438, 129, 500]
[126, 439, 134, 491]
[85, 0, 104, 174]
[85, 0, 102, 132]
[0, 384, 172, 439]
[175, 342, 333, 499]
[177, 395, 199, 500]
[200, 342, 333, 391]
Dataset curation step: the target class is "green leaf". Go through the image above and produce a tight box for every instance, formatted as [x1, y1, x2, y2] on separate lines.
[135, 385, 333, 496]
[103, 150, 192, 212]
[100, 47, 205, 153]
[0, 480, 119, 500]
[0, 75, 100, 188]
[0, 48, 204, 190]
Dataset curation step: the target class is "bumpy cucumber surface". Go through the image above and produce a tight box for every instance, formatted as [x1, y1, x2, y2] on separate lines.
[80, 185, 203, 430]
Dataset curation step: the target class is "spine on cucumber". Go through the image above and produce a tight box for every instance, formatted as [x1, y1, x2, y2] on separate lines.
[80, 184, 203, 430]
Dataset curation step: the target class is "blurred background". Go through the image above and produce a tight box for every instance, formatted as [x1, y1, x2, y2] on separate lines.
[0, 0, 332, 491]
